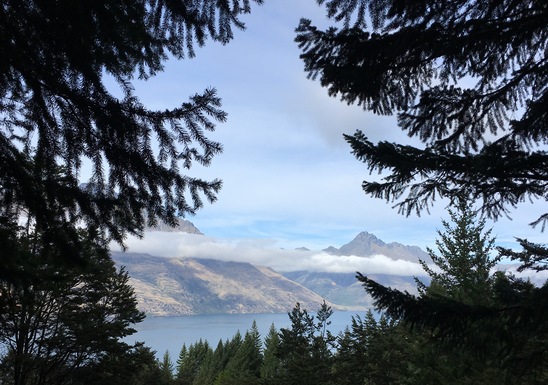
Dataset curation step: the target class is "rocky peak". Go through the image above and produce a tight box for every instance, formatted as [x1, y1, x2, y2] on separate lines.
[324, 231, 428, 262]
[147, 218, 203, 235]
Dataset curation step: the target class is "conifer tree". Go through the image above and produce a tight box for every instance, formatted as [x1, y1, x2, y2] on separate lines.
[260, 323, 282, 384]
[333, 311, 413, 385]
[175, 340, 211, 385]
[277, 302, 335, 385]
[216, 322, 263, 385]
[298, 1, 548, 375]
[159, 350, 175, 385]
[296, 0, 548, 230]
[0, 0, 264, 269]
[416, 199, 498, 305]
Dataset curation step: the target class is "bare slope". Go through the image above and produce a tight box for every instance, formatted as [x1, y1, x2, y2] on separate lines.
[112, 252, 336, 316]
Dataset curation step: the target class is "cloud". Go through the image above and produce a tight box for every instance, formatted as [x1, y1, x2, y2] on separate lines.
[496, 265, 548, 287]
[115, 231, 429, 276]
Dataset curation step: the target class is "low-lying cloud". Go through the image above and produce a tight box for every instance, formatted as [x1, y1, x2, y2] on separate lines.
[115, 231, 430, 276]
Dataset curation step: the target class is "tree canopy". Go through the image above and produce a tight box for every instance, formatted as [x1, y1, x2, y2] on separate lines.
[296, 0, 547, 228]
[0, 0, 263, 254]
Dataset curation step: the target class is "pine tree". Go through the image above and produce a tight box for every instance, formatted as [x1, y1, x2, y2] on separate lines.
[175, 340, 211, 385]
[296, 0, 548, 230]
[216, 322, 263, 385]
[277, 302, 335, 385]
[0, 0, 264, 269]
[260, 323, 281, 384]
[297, 1, 548, 377]
[416, 199, 498, 305]
[359, 203, 548, 382]
[333, 311, 413, 385]
[159, 350, 175, 385]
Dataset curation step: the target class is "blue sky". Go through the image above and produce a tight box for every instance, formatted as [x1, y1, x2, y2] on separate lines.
[120, 1, 546, 263]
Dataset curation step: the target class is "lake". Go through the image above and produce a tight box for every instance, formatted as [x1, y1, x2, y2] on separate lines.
[126, 310, 368, 358]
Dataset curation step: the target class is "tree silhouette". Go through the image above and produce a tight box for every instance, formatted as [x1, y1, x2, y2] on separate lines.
[296, 0, 547, 229]
[0, 0, 263, 266]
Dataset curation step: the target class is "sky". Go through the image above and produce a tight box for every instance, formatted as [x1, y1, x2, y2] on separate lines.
[115, 1, 547, 275]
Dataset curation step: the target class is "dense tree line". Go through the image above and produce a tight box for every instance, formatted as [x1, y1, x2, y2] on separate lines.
[3, 202, 543, 384]
[2, 0, 547, 383]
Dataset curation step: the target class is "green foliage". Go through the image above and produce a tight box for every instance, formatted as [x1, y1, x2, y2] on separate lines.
[218, 321, 263, 382]
[175, 340, 211, 385]
[298, 1, 548, 380]
[70, 344, 164, 385]
[277, 302, 335, 385]
[357, 203, 548, 383]
[159, 350, 175, 385]
[334, 311, 413, 385]
[296, 0, 548, 229]
[499, 238, 548, 273]
[416, 199, 498, 305]
[260, 323, 281, 384]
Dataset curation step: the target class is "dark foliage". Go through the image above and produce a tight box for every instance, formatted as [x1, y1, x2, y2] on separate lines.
[0, 229, 145, 385]
[0, 0, 263, 259]
[298, 3, 548, 378]
[277, 302, 335, 385]
[296, 0, 548, 228]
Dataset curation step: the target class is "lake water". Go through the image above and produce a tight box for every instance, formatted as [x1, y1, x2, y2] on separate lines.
[127, 310, 367, 357]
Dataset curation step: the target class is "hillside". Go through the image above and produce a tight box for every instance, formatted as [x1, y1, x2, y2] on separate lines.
[112, 225, 432, 316]
[112, 252, 338, 316]
[282, 271, 419, 309]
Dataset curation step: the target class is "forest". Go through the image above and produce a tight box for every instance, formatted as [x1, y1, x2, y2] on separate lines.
[1, 0, 547, 384]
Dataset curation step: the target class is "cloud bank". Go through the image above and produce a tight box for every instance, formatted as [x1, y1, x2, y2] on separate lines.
[116, 231, 430, 276]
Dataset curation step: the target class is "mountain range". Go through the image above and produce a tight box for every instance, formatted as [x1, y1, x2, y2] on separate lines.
[112, 220, 429, 316]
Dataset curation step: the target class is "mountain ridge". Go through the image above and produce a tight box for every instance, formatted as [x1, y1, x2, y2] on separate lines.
[112, 252, 342, 316]
[113, 224, 429, 316]
[324, 231, 429, 262]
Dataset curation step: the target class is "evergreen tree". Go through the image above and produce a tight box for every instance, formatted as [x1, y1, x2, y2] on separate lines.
[260, 323, 281, 385]
[297, 1, 548, 377]
[359, 203, 548, 382]
[416, 199, 498, 305]
[193, 333, 243, 385]
[221, 321, 263, 380]
[333, 311, 413, 385]
[296, 0, 548, 230]
[0, 0, 264, 269]
[71, 344, 165, 385]
[175, 344, 188, 384]
[277, 302, 335, 385]
[158, 350, 175, 385]
[175, 340, 211, 385]
[332, 314, 372, 385]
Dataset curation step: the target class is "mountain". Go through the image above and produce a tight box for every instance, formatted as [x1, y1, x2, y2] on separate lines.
[146, 218, 203, 234]
[112, 223, 431, 316]
[324, 231, 429, 262]
[282, 232, 428, 308]
[112, 252, 337, 316]
[282, 271, 421, 309]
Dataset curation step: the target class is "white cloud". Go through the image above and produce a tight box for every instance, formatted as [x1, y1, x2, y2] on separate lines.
[115, 231, 429, 276]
